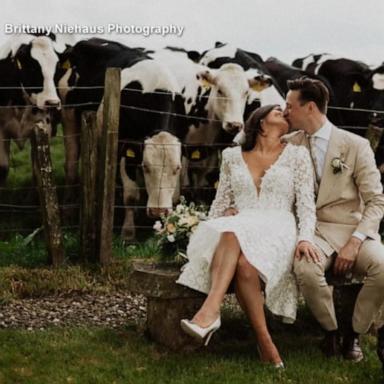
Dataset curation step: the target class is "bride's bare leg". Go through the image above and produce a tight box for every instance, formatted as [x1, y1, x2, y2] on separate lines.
[235, 254, 282, 364]
[192, 232, 241, 327]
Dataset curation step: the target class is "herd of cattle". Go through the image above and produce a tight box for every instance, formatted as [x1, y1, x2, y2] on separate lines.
[0, 33, 383, 239]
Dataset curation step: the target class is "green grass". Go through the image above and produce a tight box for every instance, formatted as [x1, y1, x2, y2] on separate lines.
[7, 126, 66, 188]
[0, 315, 382, 384]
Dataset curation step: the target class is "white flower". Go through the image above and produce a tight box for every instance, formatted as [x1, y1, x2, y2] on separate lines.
[186, 215, 199, 227]
[153, 221, 162, 232]
[167, 234, 176, 243]
[176, 204, 184, 213]
[331, 156, 349, 174]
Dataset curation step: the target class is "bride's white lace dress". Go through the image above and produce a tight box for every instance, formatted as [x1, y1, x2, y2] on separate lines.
[176, 143, 316, 323]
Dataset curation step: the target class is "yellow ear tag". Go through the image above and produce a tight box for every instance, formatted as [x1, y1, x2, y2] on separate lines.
[353, 82, 361, 93]
[62, 59, 71, 70]
[126, 149, 136, 158]
[191, 150, 201, 160]
[214, 180, 219, 189]
[16, 59, 22, 70]
[251, 80, 268, 93]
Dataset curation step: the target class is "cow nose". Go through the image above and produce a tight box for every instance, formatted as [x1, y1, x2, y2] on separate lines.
[45, 99, 61, 109]
[225, 122, 244, 134]
[147, 207, 171, 218]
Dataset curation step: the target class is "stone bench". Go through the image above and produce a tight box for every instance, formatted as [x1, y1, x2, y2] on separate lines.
[129, 261, 364, 350]
[128, 261, 205, 350]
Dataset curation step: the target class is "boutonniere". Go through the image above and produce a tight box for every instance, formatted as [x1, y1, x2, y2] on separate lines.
[331, 156, 349, 174]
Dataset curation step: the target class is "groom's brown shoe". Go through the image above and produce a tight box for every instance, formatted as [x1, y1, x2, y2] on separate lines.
[377, 326, 384, 372]
[321, 330, 341, 357]
[342, 331, 364, 362]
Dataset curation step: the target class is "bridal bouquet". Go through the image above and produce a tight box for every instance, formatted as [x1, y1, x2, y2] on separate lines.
[153, 196, 208, 262]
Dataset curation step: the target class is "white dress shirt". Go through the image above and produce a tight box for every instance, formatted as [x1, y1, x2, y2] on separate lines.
[310, 120, 367, 242]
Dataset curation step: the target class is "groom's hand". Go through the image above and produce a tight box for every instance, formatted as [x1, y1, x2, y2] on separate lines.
[333, 237, 362, 275]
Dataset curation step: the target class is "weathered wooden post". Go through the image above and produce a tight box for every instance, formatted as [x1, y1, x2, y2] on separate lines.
[80, 111, 98, 262]
[95, 67, 121, 265]
[31, 121, 64, 266]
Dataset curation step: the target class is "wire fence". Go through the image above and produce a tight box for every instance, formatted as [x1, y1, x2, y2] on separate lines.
[0, 84, 383, 240]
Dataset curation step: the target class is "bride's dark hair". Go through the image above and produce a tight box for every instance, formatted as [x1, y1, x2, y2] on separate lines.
[241, 104, 279, 151]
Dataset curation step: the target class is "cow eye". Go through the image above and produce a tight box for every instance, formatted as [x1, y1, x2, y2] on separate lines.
[217, 89, 224, 96]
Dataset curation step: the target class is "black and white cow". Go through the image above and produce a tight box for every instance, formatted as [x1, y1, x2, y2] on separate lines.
[292, 54, 384, 129]
[199, 42, 285, 111]
[293, 54, 384, 176]
[58, 38, 189, 239]
[149, 46, 280, 202]
[263, 57, 341, 124]
[0, 34, 64, 184]
[175, 43, 286, 199]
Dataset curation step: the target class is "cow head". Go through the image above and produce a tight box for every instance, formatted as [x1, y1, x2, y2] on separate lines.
[143, 131, 182, 218]
[12, 36, 62, 109]
[197, 63, 262, 134]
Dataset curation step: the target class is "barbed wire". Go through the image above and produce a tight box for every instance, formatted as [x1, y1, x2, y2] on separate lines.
[0, 83, 384, 113]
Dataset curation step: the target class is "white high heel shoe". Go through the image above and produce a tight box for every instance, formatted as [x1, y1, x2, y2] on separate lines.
[274, 362, 285, 369]
[180, 317, 221, 346]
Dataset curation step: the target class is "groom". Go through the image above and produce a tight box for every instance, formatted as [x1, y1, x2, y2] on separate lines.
[280, 77, 384, 363]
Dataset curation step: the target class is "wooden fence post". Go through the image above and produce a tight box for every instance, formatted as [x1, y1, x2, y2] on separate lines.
[80, 111, 98, 262]
[96, 67, 121, 265]
[31, 121, 64, 266]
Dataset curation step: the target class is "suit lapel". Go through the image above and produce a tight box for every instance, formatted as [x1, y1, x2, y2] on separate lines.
[316, 126, 346, 208]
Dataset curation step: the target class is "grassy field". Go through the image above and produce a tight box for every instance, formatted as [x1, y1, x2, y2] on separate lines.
[0, 313, 382, 384]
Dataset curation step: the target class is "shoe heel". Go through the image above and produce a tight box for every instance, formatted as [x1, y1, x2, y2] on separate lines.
[204, 330, 215, 346]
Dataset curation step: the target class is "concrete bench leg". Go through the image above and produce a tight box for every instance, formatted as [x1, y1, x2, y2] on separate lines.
[147, 296, 205, 350]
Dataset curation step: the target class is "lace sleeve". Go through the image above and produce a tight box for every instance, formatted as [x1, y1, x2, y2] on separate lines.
[294, 146, 316, 243]
[208, 149, 235, 219]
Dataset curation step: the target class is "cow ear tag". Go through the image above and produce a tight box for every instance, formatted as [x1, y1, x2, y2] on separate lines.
[191, 150, 201, 160]
[353, 82, 361, 93]
[251, 80, 267, 93]
[214, 180, 219, 189]
[16, 59, 22, 70]
[126, 149, 136, 158]
[62, 59, 71, 70]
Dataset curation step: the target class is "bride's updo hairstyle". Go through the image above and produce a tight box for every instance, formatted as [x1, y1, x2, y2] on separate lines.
[241, 104, 280, 151]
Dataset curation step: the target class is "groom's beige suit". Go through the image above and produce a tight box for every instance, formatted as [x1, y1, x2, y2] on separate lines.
[284, 122, 384, 333]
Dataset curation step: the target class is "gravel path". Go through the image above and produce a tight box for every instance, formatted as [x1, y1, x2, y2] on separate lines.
[0, 292, 147, 330]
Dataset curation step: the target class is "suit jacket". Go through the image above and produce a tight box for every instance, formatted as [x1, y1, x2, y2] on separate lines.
[283, 125, 384, 256]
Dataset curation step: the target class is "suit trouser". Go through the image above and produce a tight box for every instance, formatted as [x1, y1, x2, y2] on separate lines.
[293, 239, 384, 334]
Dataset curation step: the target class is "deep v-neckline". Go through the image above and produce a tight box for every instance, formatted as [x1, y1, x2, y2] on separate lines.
[239, 144, 289, 196]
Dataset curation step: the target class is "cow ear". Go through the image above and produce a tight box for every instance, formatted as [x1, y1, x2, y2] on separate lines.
[183, 146, 209, 161]
[197, 70, 216, 89]
[248, 76, 272, 92]
[121, 143, 143, 165]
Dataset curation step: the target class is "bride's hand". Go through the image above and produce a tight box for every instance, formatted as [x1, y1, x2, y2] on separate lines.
[224, 207, 238, 216]
[295, 241, 321, 263]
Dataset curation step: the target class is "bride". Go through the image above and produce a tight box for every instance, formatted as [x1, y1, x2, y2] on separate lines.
[176, 104, 320, 368]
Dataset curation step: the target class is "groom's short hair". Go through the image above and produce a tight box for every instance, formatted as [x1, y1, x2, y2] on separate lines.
[287, 77, 329, 114]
